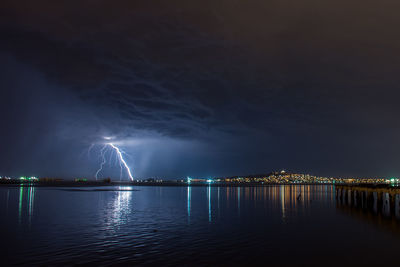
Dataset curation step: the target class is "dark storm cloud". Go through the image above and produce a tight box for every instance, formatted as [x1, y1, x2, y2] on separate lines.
[0, 53, 98, 177]
[1, 0, 400, 178]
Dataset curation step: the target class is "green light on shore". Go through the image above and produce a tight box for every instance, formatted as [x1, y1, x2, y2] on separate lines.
[19, 176, 38, 181]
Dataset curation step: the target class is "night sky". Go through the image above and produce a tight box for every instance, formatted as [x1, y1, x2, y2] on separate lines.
[1, 1, 400, 179]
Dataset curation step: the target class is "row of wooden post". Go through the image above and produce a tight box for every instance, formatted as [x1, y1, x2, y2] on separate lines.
[336, 186, 400, 218]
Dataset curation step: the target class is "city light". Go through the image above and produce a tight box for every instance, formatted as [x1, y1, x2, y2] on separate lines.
[19, 176, 38, 182]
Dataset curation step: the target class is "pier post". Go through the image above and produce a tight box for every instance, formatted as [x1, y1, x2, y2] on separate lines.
[395, 194, 400, 219]
[354, 190, 358, 207]
[342, 189, 346, 204]
[382, 192, 390, 216]
[373, 191, 378, 214]
[348, 190, 352, 205]
[365, 191, 368, 208]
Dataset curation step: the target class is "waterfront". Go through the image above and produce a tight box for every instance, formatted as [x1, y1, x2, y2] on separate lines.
[1, 185, 400, 266]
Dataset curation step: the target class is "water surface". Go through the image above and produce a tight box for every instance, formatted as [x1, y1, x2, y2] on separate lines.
[0, 185, 399, 265]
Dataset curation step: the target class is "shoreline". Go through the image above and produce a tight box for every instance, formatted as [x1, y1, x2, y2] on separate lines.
[0, 181, 393, 187]
[0, 180, 335, 187]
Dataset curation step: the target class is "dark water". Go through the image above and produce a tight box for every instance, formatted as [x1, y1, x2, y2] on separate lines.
[0, 185, 399, 266]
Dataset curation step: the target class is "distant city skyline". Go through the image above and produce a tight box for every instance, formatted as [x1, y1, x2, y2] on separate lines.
[1, 169, 394, 183]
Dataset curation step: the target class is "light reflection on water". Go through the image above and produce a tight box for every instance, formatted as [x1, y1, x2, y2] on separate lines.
[104, 187, 133, 229]
[188, 185, 334, 223]
[208, 185, 211, 222]
[0, 185, 399, 266]
[17, 185, 35, 226]
[187, 185, 191, 224]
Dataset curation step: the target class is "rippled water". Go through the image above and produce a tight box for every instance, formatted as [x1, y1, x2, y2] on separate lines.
[0, 185, 399, 266]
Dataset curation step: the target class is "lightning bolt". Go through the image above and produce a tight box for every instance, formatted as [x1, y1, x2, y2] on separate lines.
[108, 143, 134, 181]
[95, 145, 107, 180]
[93, 140, 134, 181]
